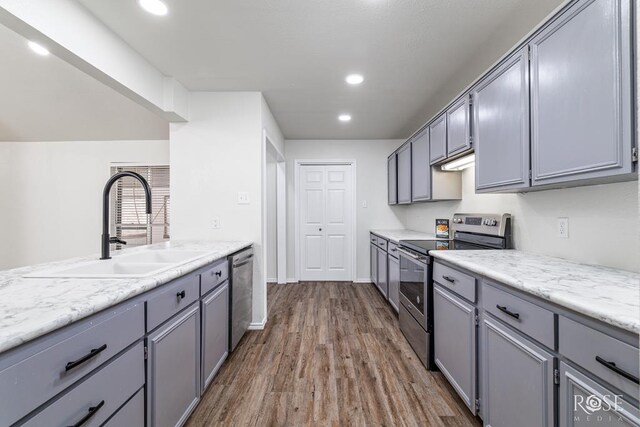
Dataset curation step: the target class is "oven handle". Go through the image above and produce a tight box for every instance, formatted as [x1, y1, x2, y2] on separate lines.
[398, 248, 429, 264]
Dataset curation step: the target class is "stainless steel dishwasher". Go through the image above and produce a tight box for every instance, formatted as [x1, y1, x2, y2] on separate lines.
[228, 247, 253, 352]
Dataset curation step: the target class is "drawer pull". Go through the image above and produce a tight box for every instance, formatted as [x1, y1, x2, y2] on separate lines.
[496, 305, 520, 320]
[65, 344, 107, 372]
[68, 400, 104, 427]
[177, 290, 186, 301]
[442, 276, 456, 283]
[595, 356, 640, 384]
[215, 270, 222, 277]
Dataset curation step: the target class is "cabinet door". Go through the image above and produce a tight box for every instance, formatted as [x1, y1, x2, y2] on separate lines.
[388, 255, 400, 312]
[429, 115, 447, 164]
[377, 247, 388, 299]
[482, 316, 554, 427]
[370, 243, 378, 285]
[147, 304, 201, 427]
[411, 129, 431, 201]
[447, 96, 471, 156]
[433, 285, 476, 414]
[388, 154, 397, 205]
[559, 362, 640, 427]
[530, 0, 634, 186]
[201, 283, 229, 393]
[473, 48, 530, 192]
[397, 144, 412, 204]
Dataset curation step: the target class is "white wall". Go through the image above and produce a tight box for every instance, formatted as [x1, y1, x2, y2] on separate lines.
[284, 139, 406, 282]
[0, 139, 169, 270]
[403, 166, 639, 272]
[171, 91, 284, 327]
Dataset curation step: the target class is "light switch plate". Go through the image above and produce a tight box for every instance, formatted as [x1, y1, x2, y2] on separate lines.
[557, 217, 569, 238]
[238, 192, 250, 204]
[212, 217, 221, 229]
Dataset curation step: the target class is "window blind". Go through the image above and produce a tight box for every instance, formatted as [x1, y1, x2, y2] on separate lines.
[110, 165, 170, 250]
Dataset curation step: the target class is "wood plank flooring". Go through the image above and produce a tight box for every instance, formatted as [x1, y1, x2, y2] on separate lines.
[186, 282, 481, 426]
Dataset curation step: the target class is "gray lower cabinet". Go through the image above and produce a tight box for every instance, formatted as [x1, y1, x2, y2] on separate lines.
[411, 128, 431, 201]
[370, 242, 378, 286]
[482, 316, 555, 427]
[433, 284, 477, 414]
[201, 282, 229, 392]
[23, 343, 145, 427]
[446, 95, 471, 156]
[147, 303, 201, 427]
[388, 253, 400, 312]
[104, 388, 145, 427]
[473, 47, 530, 192]
[397, 143, 412, 204]
[530, 0, 635, 187]
[559, 362, 640, 427]
[388, 153, 397, 205]
[377, 247, 388, 298]
[429, 114, 447, 164]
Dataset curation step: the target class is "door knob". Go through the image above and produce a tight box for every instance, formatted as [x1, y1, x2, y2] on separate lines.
[319, 228, 322, 231]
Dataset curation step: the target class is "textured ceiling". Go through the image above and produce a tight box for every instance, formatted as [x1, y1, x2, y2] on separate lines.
[0, 24, 168, 142]
[77, 0, 564, 139]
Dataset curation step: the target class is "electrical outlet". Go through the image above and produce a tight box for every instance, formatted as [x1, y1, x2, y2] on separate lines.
[238, 192, 250, 204]
[362, 200, 368, 208]
[212, 217, 221, 229]
[557, 217, 569, 238]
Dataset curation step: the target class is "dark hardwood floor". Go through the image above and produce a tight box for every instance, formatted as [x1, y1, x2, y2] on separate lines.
[186, 282, 481, 426]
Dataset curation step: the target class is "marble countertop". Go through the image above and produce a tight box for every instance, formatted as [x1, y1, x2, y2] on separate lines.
[0, 240, 252, 354]
[430, 250, 640, 334]
[370, 229, 439, 243]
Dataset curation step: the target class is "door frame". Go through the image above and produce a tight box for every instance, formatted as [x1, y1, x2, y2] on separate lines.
[294, 159, 357, 282]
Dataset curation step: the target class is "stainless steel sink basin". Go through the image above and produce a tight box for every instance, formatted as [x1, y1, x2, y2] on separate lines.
[23, 250, 209, 279]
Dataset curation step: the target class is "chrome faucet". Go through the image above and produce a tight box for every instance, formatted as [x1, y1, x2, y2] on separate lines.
[101, 171, 152, 260]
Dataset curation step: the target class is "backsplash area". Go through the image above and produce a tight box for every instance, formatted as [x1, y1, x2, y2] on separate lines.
[401, 166, 639, 272]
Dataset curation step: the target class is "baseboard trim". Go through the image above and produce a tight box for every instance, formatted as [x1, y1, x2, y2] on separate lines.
[248, 318, 267, 330]
[354, 278, 373, 284]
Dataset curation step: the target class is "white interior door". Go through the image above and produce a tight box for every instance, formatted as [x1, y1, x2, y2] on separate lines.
[298, 164, 353, 281]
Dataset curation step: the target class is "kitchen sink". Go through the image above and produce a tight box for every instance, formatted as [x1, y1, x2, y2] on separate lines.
[24, 250, 209, 279]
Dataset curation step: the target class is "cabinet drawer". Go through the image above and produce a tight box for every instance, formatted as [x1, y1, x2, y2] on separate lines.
[0, 303, 144, 427]
[376, 237, 388, 251]
[200, 260, 229, 296]
[433, 261, 476, 302]
[483, 284, 555, 349]
[559, 316, 639, 398]
[24, 342, 144, 427]
[370, 234, 377, 245]
[147, 274, 200, 332]
[103, 387, 144, 427]
[388, 241, 399, 259]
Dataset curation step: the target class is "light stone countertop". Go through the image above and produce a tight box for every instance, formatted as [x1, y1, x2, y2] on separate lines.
[430, 250, 640, 334]
[0, 240, 252, 354]
[370, 229, 440, 243]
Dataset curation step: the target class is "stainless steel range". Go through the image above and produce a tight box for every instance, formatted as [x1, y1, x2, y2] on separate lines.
[398, 213, 512, 369]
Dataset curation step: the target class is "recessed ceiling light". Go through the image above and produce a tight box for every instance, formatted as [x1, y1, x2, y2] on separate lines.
[338, 114, 352, 122]
[139, 0, 168, 16]
[345, 74, 364, 85]
[28, 41, 49, 56]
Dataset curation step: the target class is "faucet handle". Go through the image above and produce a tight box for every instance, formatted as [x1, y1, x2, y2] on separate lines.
[109, 237, 127, 245]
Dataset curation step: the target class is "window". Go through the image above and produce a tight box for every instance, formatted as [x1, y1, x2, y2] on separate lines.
[110, 165, 170, 249]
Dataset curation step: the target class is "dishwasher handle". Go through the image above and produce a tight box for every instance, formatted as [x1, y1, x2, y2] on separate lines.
[233, 253, 254, 268]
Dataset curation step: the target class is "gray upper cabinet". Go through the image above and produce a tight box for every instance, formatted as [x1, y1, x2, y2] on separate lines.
[411, 128, 431, 201]
[429, 115, 447, 164]
[434, 285, 477, 415]
[473, 48, 531, 192]
[397, 143, 412, 204]
[446, 95, 471, 156]
[387, 153, 397, 205]
[530, 0, 635, 187]
[482, 316, 555, 427]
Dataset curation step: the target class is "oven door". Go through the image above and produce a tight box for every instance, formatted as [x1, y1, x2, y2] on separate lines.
[398, 248, 429, 330]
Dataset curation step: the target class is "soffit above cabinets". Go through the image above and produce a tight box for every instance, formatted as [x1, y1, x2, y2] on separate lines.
[77, 0, 564, 139]
[0, 24, 168, 142]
